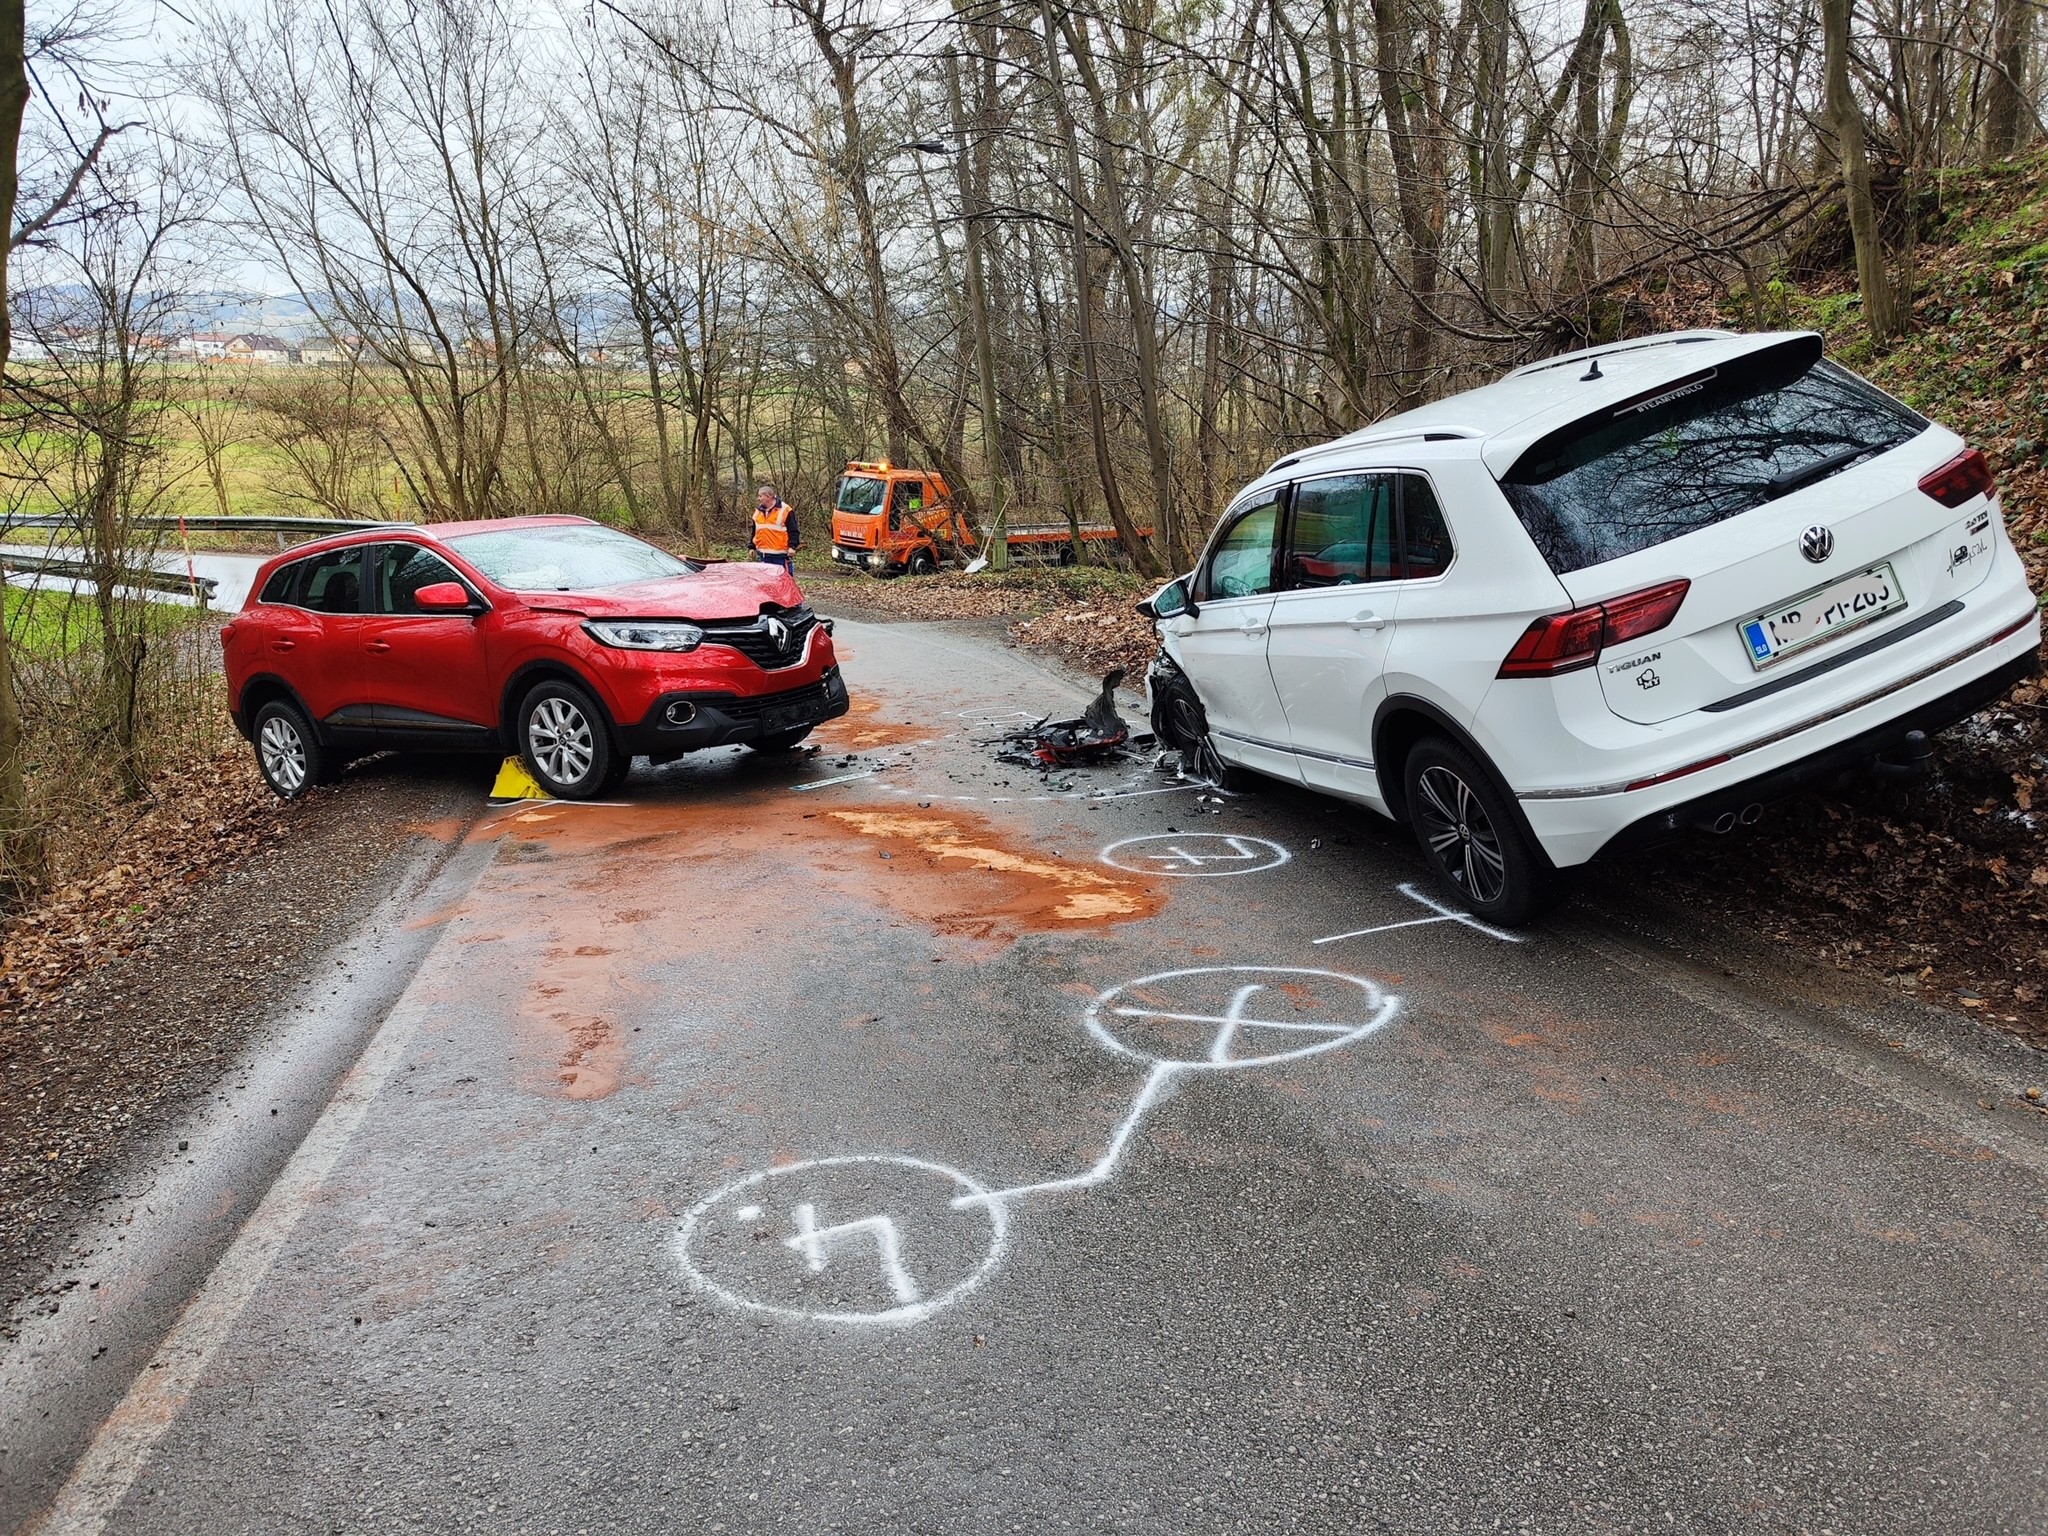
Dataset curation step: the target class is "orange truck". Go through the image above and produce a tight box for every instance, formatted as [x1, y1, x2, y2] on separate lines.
[826, 461, 1147, 576]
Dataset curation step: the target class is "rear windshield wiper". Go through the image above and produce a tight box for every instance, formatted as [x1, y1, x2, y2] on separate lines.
[1765, 443, 1880, 501]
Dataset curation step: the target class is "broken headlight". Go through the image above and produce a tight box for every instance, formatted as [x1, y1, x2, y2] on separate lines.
[583, 619, 705, 652]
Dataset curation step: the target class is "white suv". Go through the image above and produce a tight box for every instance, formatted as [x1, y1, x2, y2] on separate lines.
[1142, 329, 2040, 923]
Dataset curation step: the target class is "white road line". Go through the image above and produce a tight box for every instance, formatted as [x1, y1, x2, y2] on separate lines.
[792, 769, 882, 792]
[1313, 914, 1458, 945]
[37, 993, 429, 1533]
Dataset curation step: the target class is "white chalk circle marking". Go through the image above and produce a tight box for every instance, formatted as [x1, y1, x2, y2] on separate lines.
[1099, 832, 1289, 877]
[1084, 966, 1399, 1069]
[675, 1154, 1008, 1326]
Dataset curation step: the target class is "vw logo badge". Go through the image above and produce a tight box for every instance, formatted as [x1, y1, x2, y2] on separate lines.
[763, 617, 790, 650]
[1798, 524, 1835, 564]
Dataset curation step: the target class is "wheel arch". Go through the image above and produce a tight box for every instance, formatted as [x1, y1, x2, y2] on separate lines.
[499, 661, 620, 752]
[1371, 695, 1553, 867]
[234, 673, 315, 742]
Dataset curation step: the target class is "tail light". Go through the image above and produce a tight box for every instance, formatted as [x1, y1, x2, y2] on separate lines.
[1918, 448, 1994, 509]
[219, 623, 237, 645]
[1498, 579, 1690, 678]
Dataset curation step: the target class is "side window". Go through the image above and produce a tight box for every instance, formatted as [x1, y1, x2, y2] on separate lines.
[1283, 474, 1398, 589]
[1400, 475, 1455, 579]
[376, 543, 472, 614]
[1200, 498, 1282, 600]
[259, 561, 302, 605]
[295, 546, 368, 616]
[888, 481, 926, 524]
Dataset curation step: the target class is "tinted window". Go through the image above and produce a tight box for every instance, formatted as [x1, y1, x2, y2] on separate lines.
[1202, 498, 1281, 599]
[259, 561, 301, 605]
[1499, 346, 1927, 574]
[446, 525, 694, 591]
[376, 544, 473, 614]
[1284, 474, 1397, 588]
[295, 546, 367, 614]
[1401, 475, 1454, 578]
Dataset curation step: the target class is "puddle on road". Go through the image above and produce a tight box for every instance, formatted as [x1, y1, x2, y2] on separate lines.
[445, 788, 1162, 1099]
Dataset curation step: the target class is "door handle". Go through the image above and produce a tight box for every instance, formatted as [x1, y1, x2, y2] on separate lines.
[1346, 612, 1386, 630]
[271, 638, 296, 652]
[365, 640, 391, 655]
[1241, 621, 1268, 637]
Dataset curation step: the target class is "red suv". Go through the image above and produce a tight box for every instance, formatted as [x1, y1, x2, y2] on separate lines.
[222, 516, 849, 799]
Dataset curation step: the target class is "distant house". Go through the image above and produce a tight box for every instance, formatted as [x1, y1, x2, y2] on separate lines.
[299, 335, 362, 367]
[224, 333, 291, 364]
[188, 331, 236, 359]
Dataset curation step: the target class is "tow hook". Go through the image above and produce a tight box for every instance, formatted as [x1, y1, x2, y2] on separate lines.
[1873, 729, 1934, 779]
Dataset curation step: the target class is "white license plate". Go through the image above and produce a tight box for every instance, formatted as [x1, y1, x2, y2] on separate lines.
[1739, 562, 1905, 669]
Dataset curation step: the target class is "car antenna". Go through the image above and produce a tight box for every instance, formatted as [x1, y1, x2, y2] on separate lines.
[1580, 354, 1603, 381]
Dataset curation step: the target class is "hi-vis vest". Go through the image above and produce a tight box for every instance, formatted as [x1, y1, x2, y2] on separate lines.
[753, 500, 791, 554]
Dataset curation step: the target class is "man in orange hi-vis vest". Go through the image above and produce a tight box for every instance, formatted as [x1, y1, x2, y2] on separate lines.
[751, 485, 794, 573]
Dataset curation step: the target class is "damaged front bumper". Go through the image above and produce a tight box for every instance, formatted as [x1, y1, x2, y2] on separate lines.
[619, 666, 851, 760]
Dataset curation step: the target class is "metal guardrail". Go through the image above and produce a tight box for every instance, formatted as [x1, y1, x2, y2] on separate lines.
[0, 550, 219, 601]
[0, 514, 407, 548]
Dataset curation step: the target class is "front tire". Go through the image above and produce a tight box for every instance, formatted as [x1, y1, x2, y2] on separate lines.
[907, 549, 937, 577]
[1402, 737, 1548, 925]
[252, 699, 329, 800]
[517, 680, 617, 800]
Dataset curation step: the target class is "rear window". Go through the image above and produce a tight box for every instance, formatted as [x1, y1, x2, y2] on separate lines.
[1498, 341, 1927, 575]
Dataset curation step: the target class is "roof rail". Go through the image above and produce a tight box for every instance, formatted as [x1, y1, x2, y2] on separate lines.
[1264, 427, 1473, 476]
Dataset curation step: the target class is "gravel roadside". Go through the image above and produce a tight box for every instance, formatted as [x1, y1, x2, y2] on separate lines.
[0, 754, 484, 1333]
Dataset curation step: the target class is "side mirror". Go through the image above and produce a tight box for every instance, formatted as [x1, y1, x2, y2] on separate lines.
[414, 581, 476, 612]
[1139, 577, 1195, 621]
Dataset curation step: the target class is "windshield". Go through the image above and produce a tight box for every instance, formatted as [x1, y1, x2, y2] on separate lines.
[1499, 345, 1927, 575]
[446, 525, 696, 591]
[836, 476, 886, 515]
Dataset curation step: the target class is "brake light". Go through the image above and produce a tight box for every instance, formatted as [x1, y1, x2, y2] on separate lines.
[1918, 448, 1994, 508]
[1497, 578, 1690, 678]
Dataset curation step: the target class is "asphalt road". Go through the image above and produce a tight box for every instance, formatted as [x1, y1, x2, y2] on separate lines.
[8, 616, 2048, 1534]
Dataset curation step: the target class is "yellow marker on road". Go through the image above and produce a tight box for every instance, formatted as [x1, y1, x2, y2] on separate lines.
[489, 756, 552, 803]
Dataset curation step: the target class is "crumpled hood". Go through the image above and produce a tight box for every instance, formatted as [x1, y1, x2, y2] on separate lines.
[521, 560, 802, 620]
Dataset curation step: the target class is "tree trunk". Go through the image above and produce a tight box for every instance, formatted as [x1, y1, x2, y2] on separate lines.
[0, 0, 41, 896]
[1987, 0, 2032, 159]
[1822, 0, 1902, 342]
[1039, 0, 1159, 578]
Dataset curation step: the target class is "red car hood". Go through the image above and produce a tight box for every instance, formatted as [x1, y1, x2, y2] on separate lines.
[523, 561, 802, 620]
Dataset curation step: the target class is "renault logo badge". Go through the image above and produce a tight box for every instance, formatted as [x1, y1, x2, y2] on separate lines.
[1799, 524, 1835, 564]
[763, 617, 790, 650]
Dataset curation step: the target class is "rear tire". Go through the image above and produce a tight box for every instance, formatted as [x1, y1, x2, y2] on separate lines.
[1402, 737, 1548, 926]
[252, 699, 328, 800]
[517, 679, 617, 800]
[753, 726, 814, 752]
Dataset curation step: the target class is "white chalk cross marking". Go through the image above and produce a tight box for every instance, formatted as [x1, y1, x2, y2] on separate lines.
[783, 1202, 921, 1305]
[1313, 880, 1526, 946]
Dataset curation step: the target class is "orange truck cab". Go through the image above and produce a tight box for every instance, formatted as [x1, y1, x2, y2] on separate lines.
[827, 461, 1148, 576]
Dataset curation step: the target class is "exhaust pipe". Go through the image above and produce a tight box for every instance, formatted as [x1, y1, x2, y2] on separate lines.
[1709, 811, 1737, 835]
[1738, 802, 1764, 826]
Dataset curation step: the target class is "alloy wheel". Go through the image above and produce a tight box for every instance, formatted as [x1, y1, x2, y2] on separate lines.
[259, 715, 307, 795]
[1414, 764, 1507, 906]
[528, 696, 595, 785]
